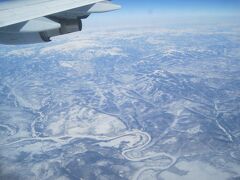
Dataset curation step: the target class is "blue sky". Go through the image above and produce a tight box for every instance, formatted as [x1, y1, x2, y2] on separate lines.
[114, 0, 240, 14]
[86, 0, 240, 28]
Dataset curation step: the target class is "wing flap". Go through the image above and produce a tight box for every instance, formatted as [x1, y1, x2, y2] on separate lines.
[0, 0, 102, 28]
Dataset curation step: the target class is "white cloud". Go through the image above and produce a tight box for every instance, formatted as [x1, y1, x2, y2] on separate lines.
[59, 60, 93, 74]
[39, 39, 99, 55]
[161, 161, 233, 180]
[95, 47, 127, 57]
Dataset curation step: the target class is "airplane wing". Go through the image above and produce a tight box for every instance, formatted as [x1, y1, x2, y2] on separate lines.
[0, 0, 121, 44]
[0, 0, 104, 28]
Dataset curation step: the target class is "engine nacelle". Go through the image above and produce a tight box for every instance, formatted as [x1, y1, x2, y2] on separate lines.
[0, 18, 82, 45]
[40, 18, 83, 42]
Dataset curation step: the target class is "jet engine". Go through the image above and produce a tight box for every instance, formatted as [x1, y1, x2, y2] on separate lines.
[40, 17, 83, 42]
